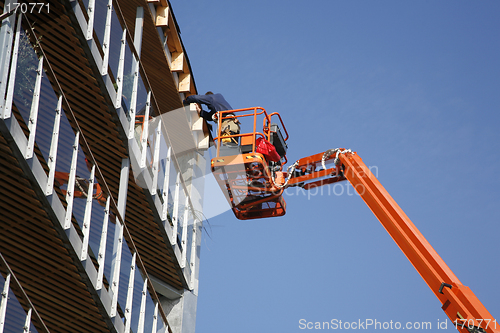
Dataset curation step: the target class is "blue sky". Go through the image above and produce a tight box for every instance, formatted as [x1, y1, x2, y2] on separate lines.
[172, 1, 500, 332]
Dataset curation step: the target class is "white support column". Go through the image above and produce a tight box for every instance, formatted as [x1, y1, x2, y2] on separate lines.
[150, 118, 161, 195]
[133, 7, 144, 56]
[137, 278, 148, 333]
[115, 29, 126, 109]
[25, 56, 44, 159]
[85, 0, 95, 40]
[0, 4, 15, 117]
[171, 172, 180, 246]
[127, 59, 139, 139]
[0, 273, 10, 333]
[140, 91, 151, 168]
[22, 308, 32, 333]
[64, 131, 80, 230]
[96, 196, 110, 290]
[190, 221, 198, 288]
[117, 158, 130, 219]
[101, 0, 113, 75]
[161, 146, 172, 221]
[128, 6, 144, 138]
[180, 196, 189, 268]
[45, 95, 62, 195]
[111, 157, 129, 317]
[124, 252, 136, 333]
[2, 13, 21, 119]
[81, 164, 96, 261]
[151, 302, 158, 333]
[110, 221, 123, 318]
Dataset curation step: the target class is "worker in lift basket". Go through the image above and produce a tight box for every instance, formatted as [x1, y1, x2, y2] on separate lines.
[183, 91, 240, 144]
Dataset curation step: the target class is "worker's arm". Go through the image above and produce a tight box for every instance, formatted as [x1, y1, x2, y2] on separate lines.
[183, 94, 216, 121]
[183, 94, 215, 111]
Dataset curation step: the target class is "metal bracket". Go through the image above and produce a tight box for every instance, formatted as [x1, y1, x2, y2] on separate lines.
[439, 282, 452, 294]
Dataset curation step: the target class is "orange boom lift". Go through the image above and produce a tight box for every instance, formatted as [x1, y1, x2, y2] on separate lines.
[210, 107, 498, 333]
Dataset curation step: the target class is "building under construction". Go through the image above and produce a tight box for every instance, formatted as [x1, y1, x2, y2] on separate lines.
[2, 1, 499, 332]
[0, 0, 208, 332]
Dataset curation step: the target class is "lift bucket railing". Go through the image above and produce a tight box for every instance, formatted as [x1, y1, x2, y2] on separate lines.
[213, 107, 288, 159]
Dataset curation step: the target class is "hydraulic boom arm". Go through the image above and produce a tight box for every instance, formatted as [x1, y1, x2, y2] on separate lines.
[285, 149, 498, 333]
[207, 105, 496, 331]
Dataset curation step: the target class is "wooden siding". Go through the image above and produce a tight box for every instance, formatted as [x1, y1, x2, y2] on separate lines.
[0, 0, 197, 330]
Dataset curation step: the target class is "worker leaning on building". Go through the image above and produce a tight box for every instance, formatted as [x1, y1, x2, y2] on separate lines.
[183, 91, 232, 122]
[183, 91, 240, 143]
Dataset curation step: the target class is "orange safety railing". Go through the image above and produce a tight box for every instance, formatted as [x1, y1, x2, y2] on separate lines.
[213, 107, 288, 159]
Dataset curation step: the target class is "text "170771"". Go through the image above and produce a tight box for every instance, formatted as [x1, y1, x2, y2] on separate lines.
[5, 3, 50, 14]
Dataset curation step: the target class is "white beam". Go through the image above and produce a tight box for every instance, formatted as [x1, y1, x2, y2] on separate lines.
[151, 302, 158, 333]
[128, 59, 139, 139]
[111, 157, 129, 317]
[137, 278, 148, 333]
[0, 5, 15, 117]
[115, 29, 126, 109]
[128, 7, 145, 139]
[151, 118, 161, 195]
[96, 196, 110, 290]
[85, 0, 95, 40]
[117, 158, 130, 219]
[133, 7, 144, 58]
[64, 132, 80, 230]
[101, 0, 113, 75]
[124, 252, 137, 333]
[190, 222, 198, 291]
[81, 164, 96, 261]
[140, 91, 151, 168]
[22, 308, 32, 333]
[161, 146, 172, 221]
[180, 196, 189, 268]
[171, 172, 180, 245]
[110, 221, 123, 318]
[45, 95, 62, 195]
[2, 13, 21, 119]
[0, 274, 11, 333]
[25, 56, 44, 159]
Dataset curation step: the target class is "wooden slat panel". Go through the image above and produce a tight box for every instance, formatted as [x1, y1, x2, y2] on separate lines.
[2, 2, 194, 332]
[39, 0, 187, 289]
[0, 133, 111, 333]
